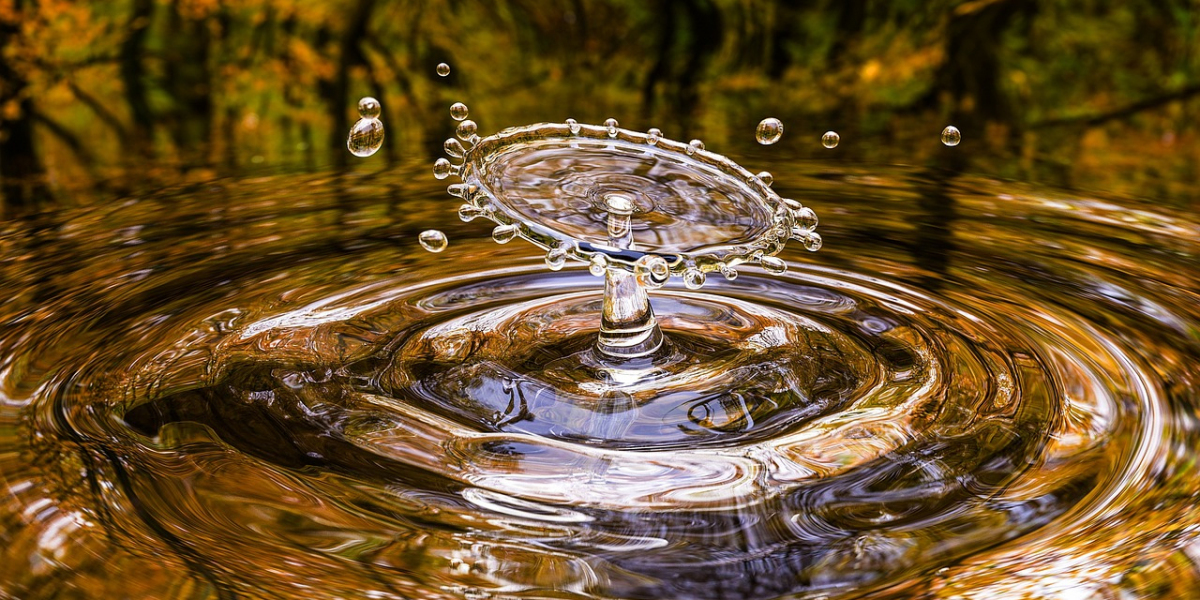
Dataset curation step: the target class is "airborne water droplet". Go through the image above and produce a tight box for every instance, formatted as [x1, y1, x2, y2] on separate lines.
[347, 117, 384, 157]
[357, 97, 381, 119]
[687, 139, 705, 155]
[436, 63, 451, 77]
[756, 118, 783, 145]
[450, 102, 469, 121]
[456, 120, 478, 141]
[419, 230, 447, 253]
[804, 232, 823, 251]
[605, 118, 619, 138]
[942, 126, 962, 146]
[822, 131, 840, 149]
[647, 128, 662, 145]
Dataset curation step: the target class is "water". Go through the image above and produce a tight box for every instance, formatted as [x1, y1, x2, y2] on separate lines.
[2, 161, 1200, 599]
[451, 103, 470, 121]
[419, 229, 448, 253]
[437, 62, 451, 76]
[942, 126, 962, 147]
[757, 118, 784, 145]
[822, 131, 840, 149]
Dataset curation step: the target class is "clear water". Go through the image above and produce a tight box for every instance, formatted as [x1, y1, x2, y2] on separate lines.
[1, 158, 1199, 599]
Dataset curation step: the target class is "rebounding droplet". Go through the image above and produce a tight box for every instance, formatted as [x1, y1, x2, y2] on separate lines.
[683, 268, 706, 290]
[647, 128, 662, 145]
[757, 171, 773, 187]
[605, 118, 619, 138]
[687, 139, 705, 155]
[357, 97, 381, 119]
[756, 118, 783, 145]
[822, 131, 840, 149]
[419, 230, 447, 253]
[942, 126, 961, 147]
[450, 102, 469, 121]
[433, 158, 452, 180]
[436, 63, 451, 76]
[347, 117, 384, 157]
[456, 120, 477, 141]
[566, 118, 580, 135]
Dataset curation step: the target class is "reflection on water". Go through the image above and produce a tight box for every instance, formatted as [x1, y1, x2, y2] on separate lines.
[2, 161, 1200, 599]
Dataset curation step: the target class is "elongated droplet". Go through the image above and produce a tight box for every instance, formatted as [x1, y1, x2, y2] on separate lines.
[605, 118, 619, 138]
[347, 117, 384, 157]
[757, 171, 773, 187]
[822, 131, 840, 149]
[942, 126, 961, 146]
[419, 230, 447, 252]
[456, 120, 477, 141]
[436, 63, 451, 76]
[760, 255, 787, 274]
[687, 139, 705, 155]
[647, 128, 662, 145]
[566, 118, 580, 134]
[756, 118, 783, 145]
[458, 204, 484, 222]
[804, 232, 823, 251]
[492, 224, 519, 244]
[357, 97, 381, 119]
[433, 158, 453, 180]
[444, 138, 465, 159]
[684, 268, 706, 290]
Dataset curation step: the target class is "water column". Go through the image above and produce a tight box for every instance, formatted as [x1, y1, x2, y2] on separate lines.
[596, 193, 664, 358]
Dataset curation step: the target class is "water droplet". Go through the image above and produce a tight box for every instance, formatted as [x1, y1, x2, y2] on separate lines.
[634, 255, 670, 289]
[458, 204, 484, 222]
[545, 246, 568, 271]
[444, 138, 465, 159]
[433, 158, 453, 180]
[589, 254, 609, 276]
[756, 118, 783, 145]
[687, 139, 705, 155]
[720, 265, 738, 281]
[794, 206, 818, 230]
[447, 183, 468, 198]
[804, 232, 823, 251]
[760, 255, 788, 274]
[419, 230, 448, 253]
[942, 125, 961, 146]
[450, 102, 469, 121]
[683, 268, 706, 290]
[347, 117, 384, 157]
[492, 224, 519, 244]
[782, 198, 803, 211]
[436, 63, 451, 77]
[646, 128, 662, 145]
[757, 171, 773, 187]
[604, 118, 619, 138]
[566, 118, 580, 134]
[357, 97, 381, 119]
[822, 131, 840, 149]
[456, 120, 477, 141]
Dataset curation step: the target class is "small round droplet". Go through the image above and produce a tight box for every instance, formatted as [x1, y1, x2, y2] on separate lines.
[794, 206, 818, 230]
[456, 120, 477, 141]
[347, 118, 384, 157]
[492, 224, 519, 244]
[432, 158, 453, 180]
[450, 102, 469, 121]
[545, 246, 568, 271]
[683, 268, 706, 290]
[804, 232, 823, 252]
[605, 118, 619, 138]
[822, 131, 840, 149]
[566, 118, 580, 134]
[941, 126, 961, 147]
[419, 230, 447, 253]
[436, 63, 451, 77]
[757, 171, 773, 187]
[687, 139, 705, 155]
[760, 255, 788, 274]
[589, 254, 609, 277]
[756, 118, 783, 145]
[444, 138, 465, 159]
[647, 128, 662, 145]
[357, 97, 381, 119]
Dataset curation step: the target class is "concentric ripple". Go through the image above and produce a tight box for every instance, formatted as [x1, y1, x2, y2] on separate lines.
[1, 166, 1199, 599]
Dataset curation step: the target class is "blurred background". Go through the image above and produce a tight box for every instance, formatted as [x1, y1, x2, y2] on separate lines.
[2, 0, 1199, 215]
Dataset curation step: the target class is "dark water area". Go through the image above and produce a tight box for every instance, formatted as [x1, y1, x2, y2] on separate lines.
[5, 2, 1200, 599]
